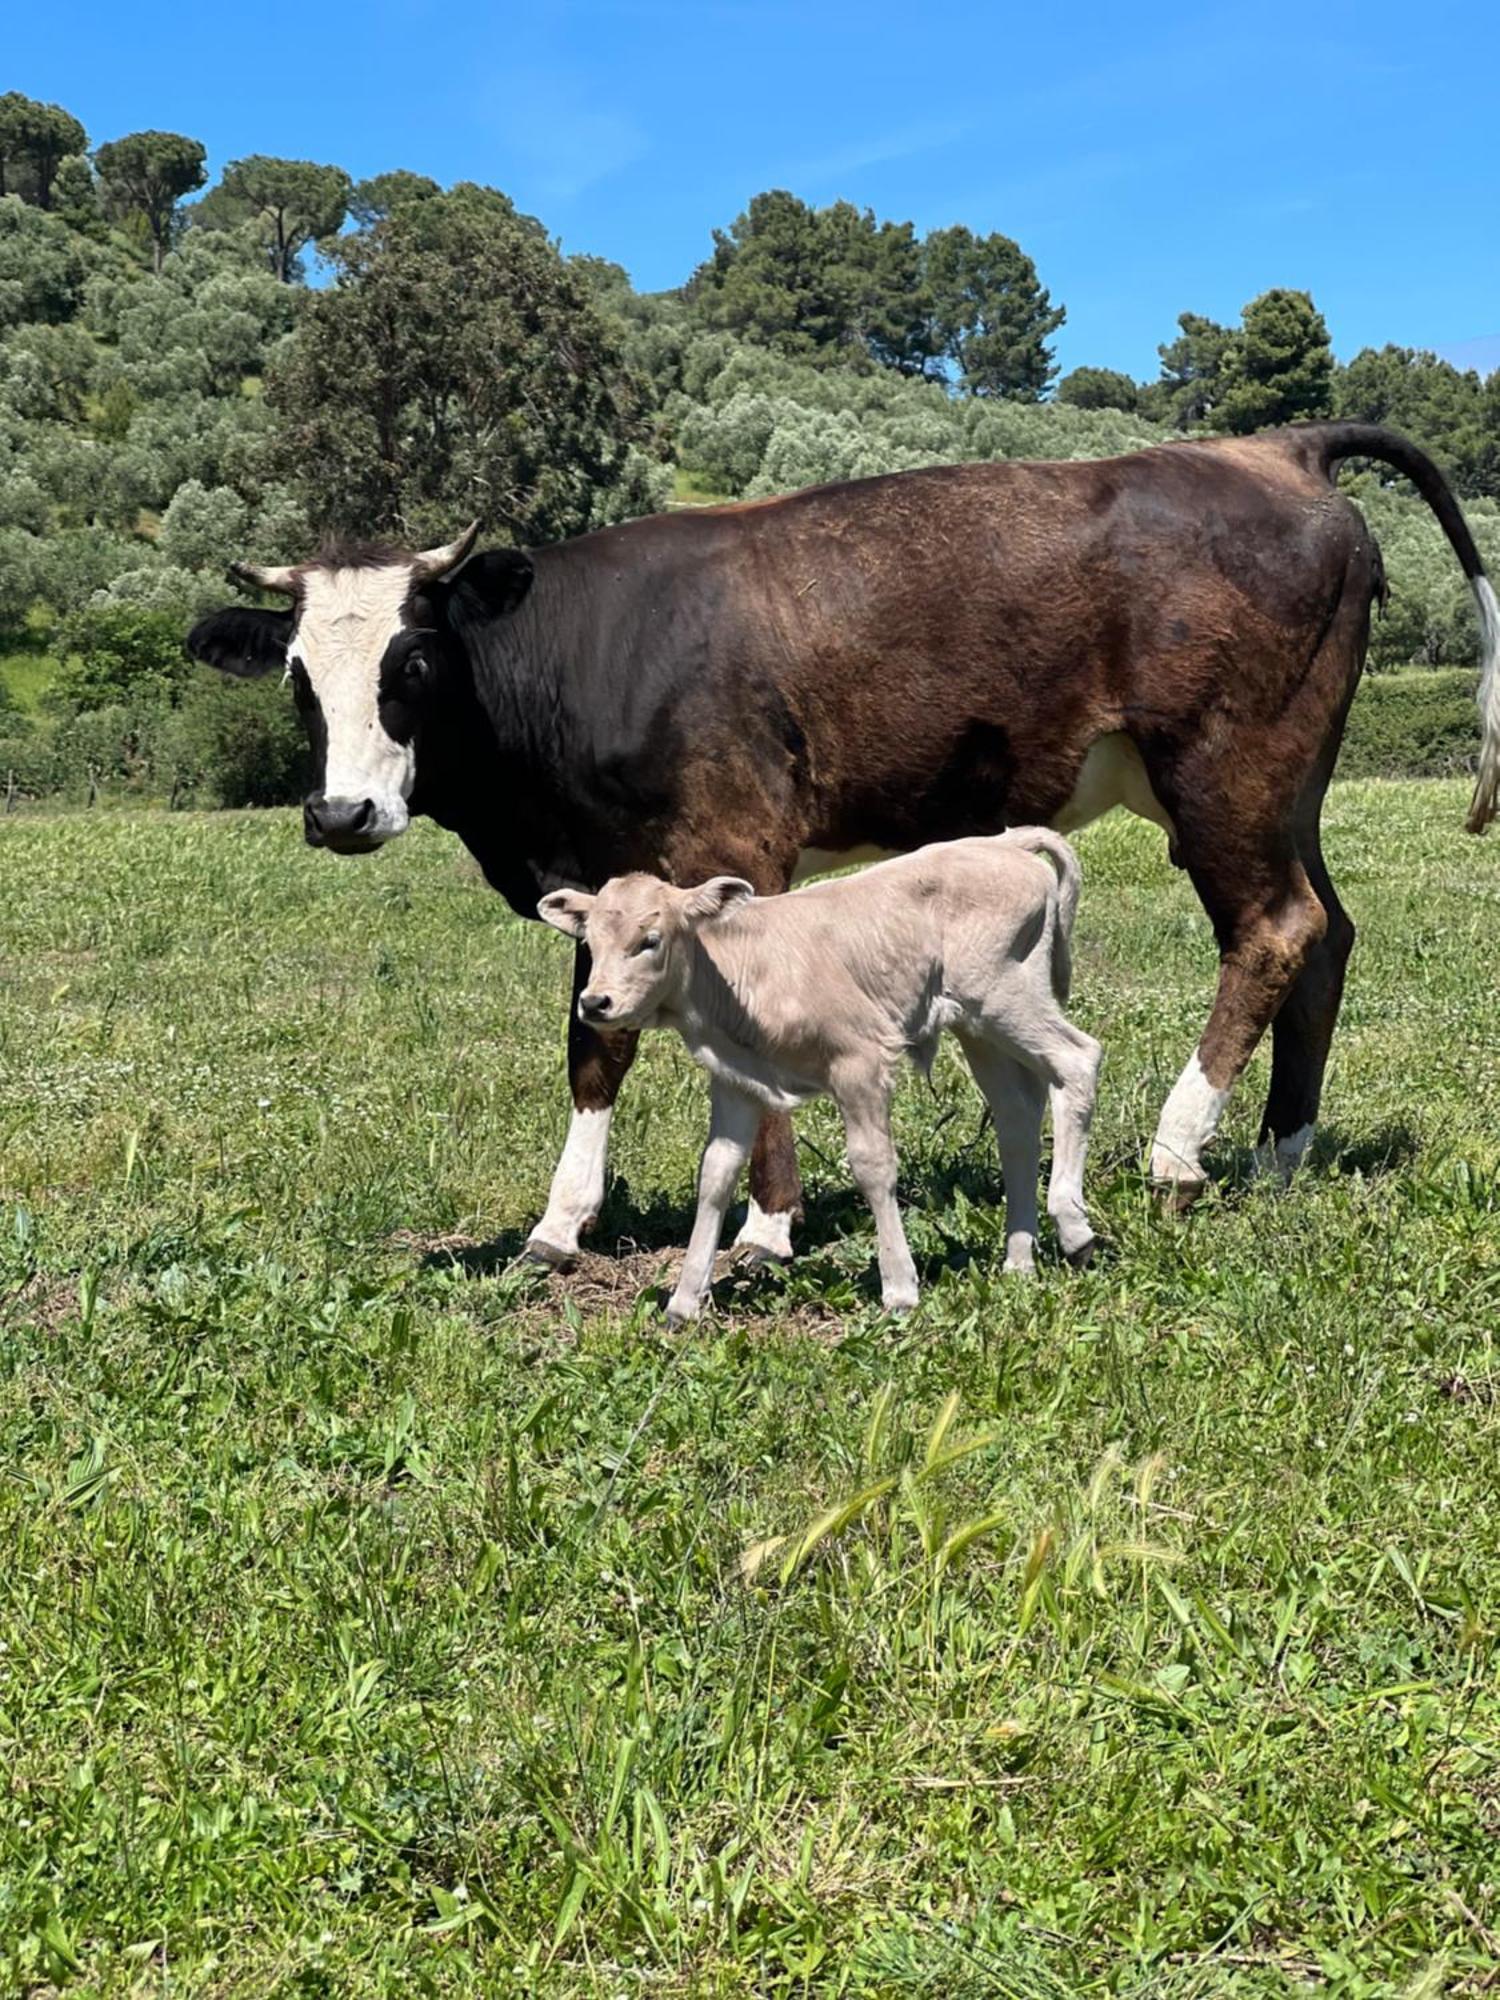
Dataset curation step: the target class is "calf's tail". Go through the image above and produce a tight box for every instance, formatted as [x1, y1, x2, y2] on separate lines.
[1299, 421, 1500, 833]
[998, 826, 1082, 1001]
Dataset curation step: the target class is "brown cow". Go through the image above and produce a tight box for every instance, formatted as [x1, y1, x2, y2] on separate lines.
[187, 421, 1500, 1253]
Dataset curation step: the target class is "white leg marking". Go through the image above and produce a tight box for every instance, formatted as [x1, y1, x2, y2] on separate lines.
[529, 1106, 611, 1259]
[732, 1196, 795, 1262]
[1253, 1123, 1316, 1183]
[1150, 1055, 1231, 1188]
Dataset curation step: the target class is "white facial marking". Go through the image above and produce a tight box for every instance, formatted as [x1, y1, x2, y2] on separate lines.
[530, 1106, 612, 1257]
[294, 562, 419, 841]
[733, 1197, 795, 1261]
[1054, 733, 1176, 838]
[1150, 1054, 1230, 1186]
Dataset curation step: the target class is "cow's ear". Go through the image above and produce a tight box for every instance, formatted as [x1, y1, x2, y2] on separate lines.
[186, 607, 294, 678]
[445, 548, 535, 622]
[682, 877, 755, 927]
[538, 888, 594, 938]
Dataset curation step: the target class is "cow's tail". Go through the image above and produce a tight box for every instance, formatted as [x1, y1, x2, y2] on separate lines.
[1000, 826, 1082, 1001]
[1301, 421, 1500, 834]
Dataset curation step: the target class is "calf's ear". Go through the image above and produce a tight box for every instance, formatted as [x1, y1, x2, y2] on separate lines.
[186, 607, 294, 678]
[538, 889, 595, 939]
[682, 876, 755, 926]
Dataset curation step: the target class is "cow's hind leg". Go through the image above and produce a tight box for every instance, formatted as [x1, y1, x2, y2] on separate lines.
[733, 1113, 804, 1266]
[527, 943, 639, 1269]
[1257, 812, 1355, 1180]
[1149, 839, 1328, 1203]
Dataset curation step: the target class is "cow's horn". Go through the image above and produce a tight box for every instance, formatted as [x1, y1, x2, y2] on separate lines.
[229, 559, 299, 596]
[411, 521, 481, 581]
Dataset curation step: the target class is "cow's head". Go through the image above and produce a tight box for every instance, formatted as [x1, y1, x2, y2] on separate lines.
[539, 872, 754, 1027]
[186, 526, 533, 853]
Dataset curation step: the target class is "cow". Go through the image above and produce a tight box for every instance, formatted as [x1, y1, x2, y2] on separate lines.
[186, 421, 1500, 1264]
[536, 830, 1100, 1322]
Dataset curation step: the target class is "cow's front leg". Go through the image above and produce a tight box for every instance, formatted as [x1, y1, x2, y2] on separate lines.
[526, 943, 639, 1269]
[732, 1112, 804, 1266]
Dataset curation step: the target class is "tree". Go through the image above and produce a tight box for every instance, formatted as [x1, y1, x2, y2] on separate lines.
[1152, 311, 1234, 427]
[1336, 345, 1495, 498]
[921, 226, 1064, 400]
[0, 196, 100, 326]
[348, 170, 440, 227]
[1057, 366, 1139, 413]
[692, 190, 858, 362]
[1211, 289, 1333, 435]
[96, 131, 208, 272]
[0, 92, 87, 209]
[209, 156, 351, 281]
[267, 191, 645, 543]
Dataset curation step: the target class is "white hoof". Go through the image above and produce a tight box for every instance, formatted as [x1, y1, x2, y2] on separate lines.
[664, 1291, 702, 1329]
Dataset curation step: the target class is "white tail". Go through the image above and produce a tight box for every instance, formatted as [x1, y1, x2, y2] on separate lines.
[1467, 574, 1500, 835]
[998, 826, 1083, 999]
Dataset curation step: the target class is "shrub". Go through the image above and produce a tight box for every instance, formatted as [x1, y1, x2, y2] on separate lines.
[1338, 668, 1479, 780]
[159, 671, 309, 807]
[47, 603, 192, 714]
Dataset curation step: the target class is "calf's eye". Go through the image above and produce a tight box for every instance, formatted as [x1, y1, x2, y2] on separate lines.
[636, 931, 662, 955]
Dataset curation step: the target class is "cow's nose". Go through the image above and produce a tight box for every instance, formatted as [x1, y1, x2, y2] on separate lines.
[579, 991, 613, 1022]
[305, 795, 376, 845]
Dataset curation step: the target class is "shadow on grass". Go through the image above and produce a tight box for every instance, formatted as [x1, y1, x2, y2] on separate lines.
[1216, 1119, 1421, 1196]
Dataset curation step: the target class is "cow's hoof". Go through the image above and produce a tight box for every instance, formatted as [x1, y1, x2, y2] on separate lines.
[1064, 1234, 1101, 1270]
[523, 1236, 577, 1273]
[734, 1242, 790, 1273]
[1149, 1176, 1205, 1216]
[664, 1301, 700, 1331]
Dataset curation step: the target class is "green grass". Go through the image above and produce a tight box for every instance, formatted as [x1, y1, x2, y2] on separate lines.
[0, 641, 61, 717]
[2, 784, 1498, 1997]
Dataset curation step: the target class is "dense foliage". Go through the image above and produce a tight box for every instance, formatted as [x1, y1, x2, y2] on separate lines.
[1, 82, 1499, 806]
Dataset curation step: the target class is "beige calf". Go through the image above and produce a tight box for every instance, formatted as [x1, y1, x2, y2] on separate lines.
[539, 830, 1101, 1323]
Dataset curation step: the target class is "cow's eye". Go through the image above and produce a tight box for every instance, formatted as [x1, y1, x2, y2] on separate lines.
[404, 651, 430, 687]
[636, 931, 662, 955]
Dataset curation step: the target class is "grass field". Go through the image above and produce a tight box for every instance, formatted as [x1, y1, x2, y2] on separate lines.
[2, 783, 1498, 1997]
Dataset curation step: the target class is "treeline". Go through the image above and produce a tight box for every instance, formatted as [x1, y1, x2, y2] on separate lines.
[0, 86, 1497, 807]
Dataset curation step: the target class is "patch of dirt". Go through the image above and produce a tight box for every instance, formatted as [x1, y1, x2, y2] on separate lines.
[1435, 1370, 1498, 1406]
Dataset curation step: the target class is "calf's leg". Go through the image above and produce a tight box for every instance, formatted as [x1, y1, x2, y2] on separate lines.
[666, 1082, 762, 1327]
[957, 1035, 1043, 1273]
[527, 943, 639, 1268]
[837, 1077, 920, 1312]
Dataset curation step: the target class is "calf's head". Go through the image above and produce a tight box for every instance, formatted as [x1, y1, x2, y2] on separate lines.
[186, 526, 533, 854]
[539, 873, 754, 1028]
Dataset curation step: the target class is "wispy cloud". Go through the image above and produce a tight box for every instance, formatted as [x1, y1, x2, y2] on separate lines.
[782, 120, 968, 187]
[489, 75, 649, 202]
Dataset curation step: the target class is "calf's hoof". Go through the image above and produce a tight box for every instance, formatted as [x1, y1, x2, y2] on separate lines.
[1064, 1234, 1100, 1270]
[523, 1235, 578, 1273]
[664, 1294, 702, 1331]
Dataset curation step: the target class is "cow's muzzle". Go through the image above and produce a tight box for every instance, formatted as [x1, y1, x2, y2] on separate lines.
[304, 794, 383, 853]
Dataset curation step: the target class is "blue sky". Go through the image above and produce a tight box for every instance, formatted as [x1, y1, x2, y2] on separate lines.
[12, 0, 1500, 378]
